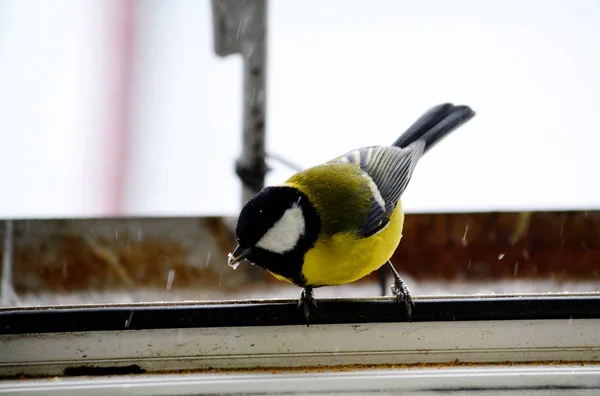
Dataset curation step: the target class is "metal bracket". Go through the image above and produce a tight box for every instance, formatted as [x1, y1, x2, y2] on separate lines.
[211, 0, 268, 204]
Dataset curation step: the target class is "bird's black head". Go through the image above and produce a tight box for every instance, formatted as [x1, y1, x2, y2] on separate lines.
[228, 186, 321, 285]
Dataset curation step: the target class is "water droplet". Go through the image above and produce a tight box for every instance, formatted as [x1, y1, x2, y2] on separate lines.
[498, 253, 505, 260]
[461, 225, 469, 246]
[125, 311, 134, 329]
[205, 251, 212, 268]
[166, 269, 175, 291]
[218, 270, 224, 287]
[236, 20, 243, 40]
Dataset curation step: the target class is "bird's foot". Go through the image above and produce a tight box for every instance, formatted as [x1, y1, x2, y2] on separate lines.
[391, 276, 415, 321]
[297, 287, 317, 327]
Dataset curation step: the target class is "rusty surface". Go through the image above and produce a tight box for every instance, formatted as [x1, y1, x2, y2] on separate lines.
[133, 359, 600, 376]
[6, 360, 600, 380]
[5, 217, 249, 293]
[389, 210, 600, 281]
[1, 210, 599, 295]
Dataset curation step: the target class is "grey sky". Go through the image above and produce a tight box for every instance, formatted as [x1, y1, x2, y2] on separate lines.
[1, 0, 599, 217]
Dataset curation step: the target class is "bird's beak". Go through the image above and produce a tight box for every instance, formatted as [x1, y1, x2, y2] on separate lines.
[227, 245, 252, 269]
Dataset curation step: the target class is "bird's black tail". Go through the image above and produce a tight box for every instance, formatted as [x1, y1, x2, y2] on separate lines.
[392, 103, 475, 152]
[377, 103, 475, 298]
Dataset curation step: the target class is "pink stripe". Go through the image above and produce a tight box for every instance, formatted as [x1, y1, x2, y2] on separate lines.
[106, 0, 137, 216]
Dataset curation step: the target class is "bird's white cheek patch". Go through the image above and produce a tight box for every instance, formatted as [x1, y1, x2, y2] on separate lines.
[256, 204, 305, 254]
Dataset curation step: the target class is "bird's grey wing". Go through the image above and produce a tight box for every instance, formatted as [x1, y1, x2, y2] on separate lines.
[329, 141, 426, 237]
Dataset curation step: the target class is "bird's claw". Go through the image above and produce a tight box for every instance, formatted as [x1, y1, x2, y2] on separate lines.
[391, 278, 414, 321]
[298, 287, 317, 327]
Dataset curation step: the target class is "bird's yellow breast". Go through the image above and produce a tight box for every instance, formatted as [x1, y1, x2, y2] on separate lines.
[301, 200, 405, 287]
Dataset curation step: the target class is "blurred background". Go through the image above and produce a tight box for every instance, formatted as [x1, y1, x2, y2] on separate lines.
[0, 0, 599, 307]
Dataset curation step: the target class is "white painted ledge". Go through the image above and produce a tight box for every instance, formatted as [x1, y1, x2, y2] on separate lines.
[1, 319, 599, 378]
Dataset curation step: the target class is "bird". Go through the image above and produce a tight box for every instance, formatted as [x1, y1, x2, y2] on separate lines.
[227, 103, 476, 325]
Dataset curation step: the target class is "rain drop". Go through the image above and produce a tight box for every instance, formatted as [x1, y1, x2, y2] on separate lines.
[218, 270, 224, 287]
[166, 269, 175, 291]
[204, 251, 212, 268]
[236, 20, 243, 40]
[461, 225, 469, 246]
[498, 253, 505, 260]
[125, 311, 134, 329]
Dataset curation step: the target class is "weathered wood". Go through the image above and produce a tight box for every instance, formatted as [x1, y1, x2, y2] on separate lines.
[1, 210, 598, 296]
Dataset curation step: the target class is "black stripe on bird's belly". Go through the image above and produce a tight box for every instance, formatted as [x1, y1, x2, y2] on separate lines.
[250, 247, 308, 286]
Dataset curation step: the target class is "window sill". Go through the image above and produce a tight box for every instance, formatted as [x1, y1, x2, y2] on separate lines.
[1, 294, 599, 380]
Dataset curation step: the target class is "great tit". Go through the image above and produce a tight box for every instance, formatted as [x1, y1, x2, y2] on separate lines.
[228, 103, 476, 325]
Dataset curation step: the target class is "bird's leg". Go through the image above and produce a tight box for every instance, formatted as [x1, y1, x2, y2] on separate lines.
[297, 286, 317, 327]
[386, 260, 415, 321]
